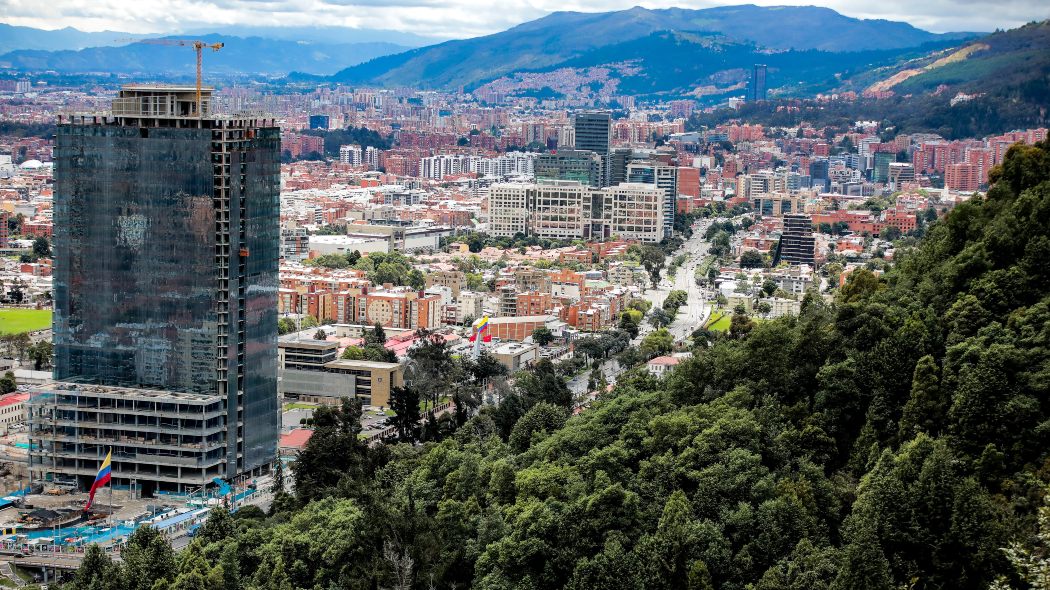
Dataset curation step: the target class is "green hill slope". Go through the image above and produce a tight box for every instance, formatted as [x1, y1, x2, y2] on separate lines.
[76, 141, 1050, 590]
[528, 31, 951, 99]
[857, 20, 1050, 95]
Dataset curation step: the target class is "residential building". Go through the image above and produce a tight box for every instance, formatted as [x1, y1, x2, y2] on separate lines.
[0, 392, 27, 434]
[759, 297, 802, 318]
[778, 214, 816, 266]
[626, 161, 677, 238]
[339, 144, 363, 166]
[946, 162, 980, 192]
[425, 270, 465, 297]
[647, 356, 680, 377]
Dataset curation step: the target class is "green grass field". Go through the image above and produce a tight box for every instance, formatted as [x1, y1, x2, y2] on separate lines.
[0, 308, 51, 334]
[283, 402, 319, 411]
[704, 313, 731, 332]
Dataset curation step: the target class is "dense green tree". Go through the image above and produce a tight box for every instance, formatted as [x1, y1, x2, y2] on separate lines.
[641, 245, 667, 287]
[740, 249, 765, 268]
[0, 371, 15, 394]
[640, 328, 674, 358]
[291, 399, 374, 501]
[649, 307, 673, 329]
[71, 544, 120, 590]
[898, 355, 945, 439]
[619, 309, 644, 338]
[197, 506, 235, 546]
[32, 236, 50, 258]
[365, 323, 386, 345]
[508, 402, 568, 452]
[121, 526, 177, 590]
[532, 326, 555, 346]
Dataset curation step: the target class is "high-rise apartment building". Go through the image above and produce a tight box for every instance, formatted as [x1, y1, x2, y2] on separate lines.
[339, 144, 363, 166]
[30, 85, 280, 494]
[627, 161, 677, 238]
[747, 64, 768, 102]
[778, 214, 816, 267]
[945, 162, 980, 192]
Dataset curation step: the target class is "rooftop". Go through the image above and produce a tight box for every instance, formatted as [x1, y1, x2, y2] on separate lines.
[648, 356, 680, 366]
[325, 359, 401, 370]
[279, 428, 314, 449]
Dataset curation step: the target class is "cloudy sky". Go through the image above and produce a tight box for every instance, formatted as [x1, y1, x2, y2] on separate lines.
[1, 0, 1047, 40]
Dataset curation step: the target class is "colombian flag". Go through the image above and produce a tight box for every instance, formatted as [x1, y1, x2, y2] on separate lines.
[469, 316, 492, 343]
[84, 450, 111, 511]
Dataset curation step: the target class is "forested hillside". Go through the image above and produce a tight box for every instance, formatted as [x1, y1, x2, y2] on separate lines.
[67, 141, 1050, 589]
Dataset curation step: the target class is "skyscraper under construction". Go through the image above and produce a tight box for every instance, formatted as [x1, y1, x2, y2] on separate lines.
[29, 85, 280, 494]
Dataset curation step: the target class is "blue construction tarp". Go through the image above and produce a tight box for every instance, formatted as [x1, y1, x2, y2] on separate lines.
[212, 478, 231, 496]
[154, 508, 209, 531]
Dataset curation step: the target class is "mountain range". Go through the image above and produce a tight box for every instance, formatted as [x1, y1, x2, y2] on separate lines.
[0, 34, 410, 76]
[0, 23, 151, 54]
[329, 5, 977, 90]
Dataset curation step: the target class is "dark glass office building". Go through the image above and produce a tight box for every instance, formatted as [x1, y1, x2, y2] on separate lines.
[747, 64, 768, 102]
[573, 112, 611, 156]
[32, 86, 280, 493]
[574, 112, 612, 186]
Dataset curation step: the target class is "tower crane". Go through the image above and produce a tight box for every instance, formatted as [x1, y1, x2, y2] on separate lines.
[116, 38, 224, 118]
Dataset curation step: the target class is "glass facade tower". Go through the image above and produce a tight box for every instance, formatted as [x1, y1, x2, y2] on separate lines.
[35, 86, 280, 493]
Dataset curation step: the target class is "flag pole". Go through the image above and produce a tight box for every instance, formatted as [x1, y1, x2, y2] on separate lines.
[108, 449, 113, 526]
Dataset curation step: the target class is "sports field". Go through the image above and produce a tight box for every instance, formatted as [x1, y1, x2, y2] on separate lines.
[0, 308, 52, 334]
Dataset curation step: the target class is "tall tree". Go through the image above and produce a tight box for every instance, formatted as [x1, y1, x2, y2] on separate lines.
[121, 526, 177, 590]
[388, 386, 422, 442]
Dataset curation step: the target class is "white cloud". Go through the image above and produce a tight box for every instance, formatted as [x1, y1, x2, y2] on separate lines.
[1, 0, 1047, 38]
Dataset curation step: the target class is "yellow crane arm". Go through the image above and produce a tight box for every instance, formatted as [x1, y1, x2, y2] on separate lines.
[113, 38, 225, 118]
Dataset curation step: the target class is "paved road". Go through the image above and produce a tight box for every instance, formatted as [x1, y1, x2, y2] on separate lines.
[570, 219, 715, 403]
[635, 220, 713, 344]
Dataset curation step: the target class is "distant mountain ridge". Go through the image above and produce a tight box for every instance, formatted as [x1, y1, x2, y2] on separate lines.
[0, 23, 149, 54]
[0, 34, 410, 76]
[330, 5, 979, 89]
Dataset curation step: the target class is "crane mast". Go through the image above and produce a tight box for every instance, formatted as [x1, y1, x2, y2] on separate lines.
[115, 38, 224, 118]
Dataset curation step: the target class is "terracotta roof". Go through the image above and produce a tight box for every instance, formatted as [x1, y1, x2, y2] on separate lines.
[279, 428, 314, 449]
